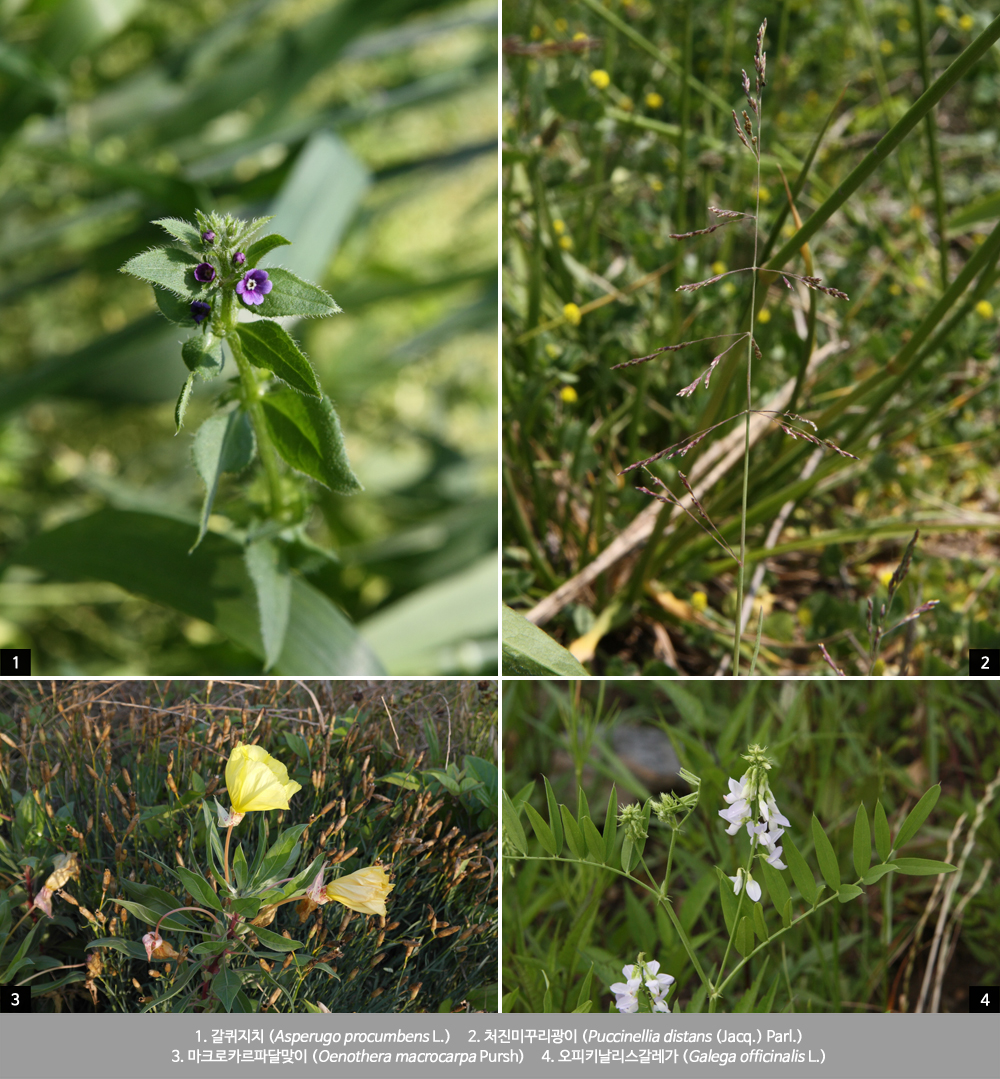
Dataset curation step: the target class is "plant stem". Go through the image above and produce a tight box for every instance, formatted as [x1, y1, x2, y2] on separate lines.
[221, 290, 284, 518]
[224, 823, 234, 889]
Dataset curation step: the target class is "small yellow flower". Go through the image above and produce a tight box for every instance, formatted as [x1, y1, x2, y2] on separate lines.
[645, 92, 663, 109]
[560, 385, 578, 403]
[756, 185, 771, 202]
[878, 568, 894, 588]
[563, 302, 582, 326]
[889, 282, 903, 296]
[935, 5, 952, 20]
[619, 96, 634, 112]
[879, 39, 894, 55]
[896, 17, 910, 32]
[797, 606, 813, 629]
[554, 17, 568, 32]
[711, 260, 727, 275]
[650, 177, 663, 192]
[530, 24, 543, 40]
[325, 865, 394, 916]
[545, 343, 560, 359]
[590, 69, 611, 90]
[559, 235, 574, 250]
[974, 299, 993, 319]
[757, 308, 771, 323]
[914, 274, 930, 290]
[552, 218, 566, 235]
[691, 591, 708, 612]
[573, 31, 588, 42]
[958, 14, 974, 31]
[225, 743, 302, 814]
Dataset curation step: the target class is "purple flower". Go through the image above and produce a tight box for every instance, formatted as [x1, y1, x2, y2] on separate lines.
[233, 251, 246, 265]
[202, 230, 215, 244]
[194, 262, 216, 284]
[190, 301, 211, 324]
[236, 268, 272, 306]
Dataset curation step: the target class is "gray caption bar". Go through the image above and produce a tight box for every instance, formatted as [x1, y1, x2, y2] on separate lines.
[1, 1012, 997, 1079]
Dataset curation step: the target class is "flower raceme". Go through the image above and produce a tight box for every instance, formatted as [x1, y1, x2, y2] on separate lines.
[610, 955, 675, 1013]
[718, 744, 789, 871]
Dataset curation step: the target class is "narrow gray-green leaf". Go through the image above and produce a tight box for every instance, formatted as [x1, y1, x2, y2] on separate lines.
[580, 816, 606, 864]
[245, 233, 292, 268]
[853, 804, 872, 879]
[759, 858, 790, 919]
[717, 867, 738, 936]
[173, 866, 223, 913]
[261, 387, 361, 494]
[237, 320, 321, 397]
[603, 784, 618, 863]
[253, 267, 341, 319]
[811, 815, 841, 891]
[121, 246, 202, 297]
[543, 776, 563, 856]
[891, 857, 957, 876]
[893, 785, 941, 854]
[874, 800, 891, 862]
[735, 914, 754, 958]
[502, 790, 527, 855]
[191, 409, 255, 548]
[153, 217, 203, 246]
[560, 804, 584, 859]
[752, 901, 769, 942]
[174, 372, 196, 432]
[838, 884, 864, 903]
[244, 538, 291, 672]
[501, 605, 588, 675]
[253, 925, 303, 952]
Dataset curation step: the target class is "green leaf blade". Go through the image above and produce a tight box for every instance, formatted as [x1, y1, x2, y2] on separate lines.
[853, 804, 872, 879]
[121, 246, 202, 298]
[891, 857, 957, 876]
[893, 785, 941, 854]
[837, 884, 864, 903]
[501, 790, 527, 855]
[811, 814, 841, 891]
[236, 320, 321, 398]
[261, 386, 362, 494]
[542, 776, 563, 856]
[252, 267, 341, 319]
[191, 409, 255, 549]
[244, 538, 291, 672]
[501, 605, 588, 675]
[874, 800, 891, 863]
[153, 217, 203, 246]
[245, 233, 292, 268]
[523, 802, 557, 856]
[783, 832, 817, 907]
[560, 804, 584, 859]
[173, 866, 223, 913]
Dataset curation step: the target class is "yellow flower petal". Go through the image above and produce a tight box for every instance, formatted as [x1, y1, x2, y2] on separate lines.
[325, 865, 394, 916]
[225, 743, 302, 814]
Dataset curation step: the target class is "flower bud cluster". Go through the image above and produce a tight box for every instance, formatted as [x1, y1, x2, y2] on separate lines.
[618, 802, 648, 843]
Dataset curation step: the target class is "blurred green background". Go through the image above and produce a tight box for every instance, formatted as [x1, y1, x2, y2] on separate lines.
[0, 0, 498, 675]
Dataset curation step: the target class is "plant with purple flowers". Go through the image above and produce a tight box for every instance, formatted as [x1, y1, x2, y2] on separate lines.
[119, 210, 362, 670]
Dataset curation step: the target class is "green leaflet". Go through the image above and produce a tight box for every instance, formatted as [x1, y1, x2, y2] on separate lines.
[174, 373, 196, 432]
[874, 800, 891, 862]
[244, 537, 291, 672]
[260, 386, 362, 494]
[891, 857, 957, 876]
[524, 802, 557, 856]
[153, 217, 204, 246]
[191, 408, 255, 549]
[236, 320, 321, 397]
[893, 785, 941, 854]
[502, 790, 527, 855]
[861, 863, 898, 885]
[783, 832, 817, 907]
[253, 266, 342, 318]
[837, 884, 864, 903]
[853, 804, 872, 879]
[181, 333, 224, 380]
[245, 233, 292, 268]
[121, 245, 203, 297]
[811, 814, 841, 891]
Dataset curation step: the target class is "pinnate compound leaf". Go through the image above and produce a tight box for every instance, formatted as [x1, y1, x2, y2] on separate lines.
[853, 804, 872, 879]
[893, 785, 941, 853]
[121, 246, 202, 297]
[253, 267, 341, 318]
[891, 857, 957, 876]
[260, 386, 361, 494]
[244, 538, 291, 672]
[237, 320, 321, 397]
[874, 800, 891, 862]
[182, 333, 224, 380]
[245, 233, 291, 268]
[811, 814, 841, 891]
[191, 409, 255, 549]
[153, 217, 203, 246]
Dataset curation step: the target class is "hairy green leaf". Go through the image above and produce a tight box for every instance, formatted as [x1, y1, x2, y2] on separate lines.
[191, 409, 255, 548]
[261, 386, 361, 494]
[245, 233, 292, 268]
[121, 246, 202, 297]
[237, 320, 321, 397]
[153, 217, 203, 246]
[154, 285, 200, 326]
[181, 333, 224, 380]
[174, 372, 196, 432]
[501, 605, 588, 675]
[244, 538, 291, 672]
[253, 267, 341, 319]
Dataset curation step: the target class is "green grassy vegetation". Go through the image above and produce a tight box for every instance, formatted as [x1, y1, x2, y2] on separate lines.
[502, 678, 1000, 1012]
[0, 679, 498, 1011]
[0, 0, 498, 676]
[503, 1, 1000, 675]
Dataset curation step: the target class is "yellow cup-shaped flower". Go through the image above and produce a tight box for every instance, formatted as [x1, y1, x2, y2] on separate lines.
[325, 865, 394, 916]
[225, 743, 302, 813]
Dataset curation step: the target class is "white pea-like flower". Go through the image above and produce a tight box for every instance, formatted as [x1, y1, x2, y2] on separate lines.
[729, 868, 762, 903]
